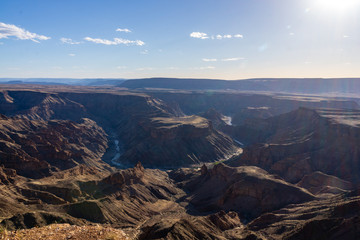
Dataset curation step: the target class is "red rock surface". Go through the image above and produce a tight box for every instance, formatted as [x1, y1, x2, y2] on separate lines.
[0, 115, 108, 178]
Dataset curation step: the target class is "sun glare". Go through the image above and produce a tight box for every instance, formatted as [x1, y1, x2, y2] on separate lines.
[316, 0, 360, 11]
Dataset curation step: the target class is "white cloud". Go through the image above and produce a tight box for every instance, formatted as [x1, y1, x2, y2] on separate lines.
[193, 32, 243, 40]
[141, 49, 149, 54]
[116, 28, 131, 33]
[84, 37, 145, 46]
[60, 37, 81, 44]
[84, 37, 115, 45]
[221, 57, 244, 61]
[234, 34, 243, 38]
[68, 53, 76, 57]
[190, 32, 209, 39]
[202, 58, 217, 62]
[0, 22, 50, 43]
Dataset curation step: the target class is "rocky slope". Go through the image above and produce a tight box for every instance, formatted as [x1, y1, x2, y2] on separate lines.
[297, 171, 353, 196]
[0, 90, 87, 121]
[229, 107, 360, 187]
[177, 163, 314, 219]
[118, 115, 239, 168]
[0, 114, 109, 178]
[137, 211, 246, 240]
[247, 190, 360, 240]
[0, 159, 358, 240]
[0, 162, 319, 239]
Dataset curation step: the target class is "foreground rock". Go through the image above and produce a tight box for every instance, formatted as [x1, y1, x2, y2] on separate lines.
[1, 223, 128, 240]
[1, 162, 359, 240]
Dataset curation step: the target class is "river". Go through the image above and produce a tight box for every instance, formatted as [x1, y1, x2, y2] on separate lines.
[110, 138, 125, 168]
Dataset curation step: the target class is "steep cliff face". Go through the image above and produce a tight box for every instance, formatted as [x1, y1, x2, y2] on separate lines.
[0, 114, 108, 178]
[0, 90, 87, 121]
[230, 107, 360, 185]
[118, 116, 239, 168]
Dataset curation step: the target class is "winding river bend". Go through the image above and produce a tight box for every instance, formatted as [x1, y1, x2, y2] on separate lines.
[102, 132, 126, 168]
[111, 140, 122, 166]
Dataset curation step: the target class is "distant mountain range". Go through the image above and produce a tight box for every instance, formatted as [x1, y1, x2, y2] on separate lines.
[119, 77, 360, 95]
[2, 77, 360, 95]
[0, 78, 126, 86]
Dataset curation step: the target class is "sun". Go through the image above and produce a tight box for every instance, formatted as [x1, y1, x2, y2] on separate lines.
[316, 0, 360, 11]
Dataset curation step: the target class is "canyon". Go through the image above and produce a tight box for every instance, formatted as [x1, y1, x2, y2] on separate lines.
[0, 82, 360, 239]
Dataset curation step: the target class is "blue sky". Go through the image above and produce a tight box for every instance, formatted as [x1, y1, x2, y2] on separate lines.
[1, 0, 359, 79]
